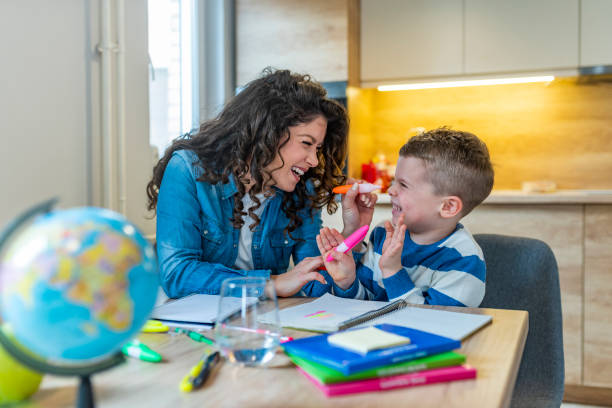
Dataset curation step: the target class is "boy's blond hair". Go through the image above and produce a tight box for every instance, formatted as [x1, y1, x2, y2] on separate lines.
[399, 127, 494, 216]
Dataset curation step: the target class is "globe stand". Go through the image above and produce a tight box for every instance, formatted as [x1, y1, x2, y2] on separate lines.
[78, 375, 93, 408]
[0, 331, 125, 408]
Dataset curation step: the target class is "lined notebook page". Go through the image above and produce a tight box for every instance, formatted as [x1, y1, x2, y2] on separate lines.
[360, 305, 492, 340]
[263, 294, 387, 332]
[263, 293, 491, 340]
[151, 294, 258, 326]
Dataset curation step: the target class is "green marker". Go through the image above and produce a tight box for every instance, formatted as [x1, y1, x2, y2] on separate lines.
[174, 328, 214, 346]
[121, 339, 162, 363]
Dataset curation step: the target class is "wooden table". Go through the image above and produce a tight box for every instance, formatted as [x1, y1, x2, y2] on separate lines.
[25, 299, 528, 408]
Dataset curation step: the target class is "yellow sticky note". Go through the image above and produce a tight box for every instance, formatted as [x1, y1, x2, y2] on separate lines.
[327, 326, 411, 354]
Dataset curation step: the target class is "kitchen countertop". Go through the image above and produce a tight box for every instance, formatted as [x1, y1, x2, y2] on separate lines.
[374, 190, 612, 205]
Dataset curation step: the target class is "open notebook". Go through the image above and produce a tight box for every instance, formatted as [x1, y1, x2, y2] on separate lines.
[259, 293, 492, 340]
[150, 294, 257, 327]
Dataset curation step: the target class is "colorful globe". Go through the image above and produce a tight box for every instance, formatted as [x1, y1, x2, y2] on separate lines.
[0, 206, 158, 366]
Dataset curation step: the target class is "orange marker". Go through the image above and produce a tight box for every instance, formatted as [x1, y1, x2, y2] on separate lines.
[332, 183, 381, 194]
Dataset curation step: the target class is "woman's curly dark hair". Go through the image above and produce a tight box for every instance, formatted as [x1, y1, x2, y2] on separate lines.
[146, 68, 348, 236]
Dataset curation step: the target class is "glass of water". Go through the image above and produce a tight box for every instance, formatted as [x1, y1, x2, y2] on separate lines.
[214, 277, 280, 366]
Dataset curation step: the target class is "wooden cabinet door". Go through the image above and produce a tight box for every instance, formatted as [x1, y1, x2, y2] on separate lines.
[580, 0, 612, 67]
[584, 205, 612, 387]
[236, 0, 348, 86]
[464, 0, 579, 74]
[360, 0, 463, 85]
[462, 204, 583, 385]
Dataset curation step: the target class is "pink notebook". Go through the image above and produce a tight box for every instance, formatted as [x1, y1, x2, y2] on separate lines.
[297, 364, 477, 397]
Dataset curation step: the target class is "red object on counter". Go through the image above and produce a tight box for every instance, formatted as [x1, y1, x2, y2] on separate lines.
[361, 161, 377, 184]
[377, 170, 392, 193]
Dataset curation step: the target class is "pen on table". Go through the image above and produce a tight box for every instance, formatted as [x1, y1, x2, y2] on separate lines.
[174, 328, 215, 346]
[179, 351, 221, 393]
[121, 339, 162, 363]
[230, 326, 293, 343]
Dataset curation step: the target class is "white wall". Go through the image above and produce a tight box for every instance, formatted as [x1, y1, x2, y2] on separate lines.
[123, 0, 156, 236]
[0, 0, 154, 235]
[0, 1, 89, 224]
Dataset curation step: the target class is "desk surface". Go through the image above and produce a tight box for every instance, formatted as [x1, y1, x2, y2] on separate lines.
[27, 299, 528, 408]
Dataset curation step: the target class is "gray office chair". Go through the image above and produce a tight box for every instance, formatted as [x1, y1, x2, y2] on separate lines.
[475, 234, 564, 408]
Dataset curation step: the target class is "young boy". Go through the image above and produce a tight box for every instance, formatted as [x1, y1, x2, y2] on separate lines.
[317, 127, 494, 306]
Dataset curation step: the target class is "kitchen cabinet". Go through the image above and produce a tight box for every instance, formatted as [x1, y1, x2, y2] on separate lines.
[584, 205, 612, 387]
[464, 0, 578, 74]
[580, 0, 612, 67]
[236, 0, 348, 86]
[360, 0, 463, 83]
[359, 0, 583, 85]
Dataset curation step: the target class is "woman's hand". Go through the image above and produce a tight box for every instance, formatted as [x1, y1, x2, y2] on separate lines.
[341, 179, 378, 237]
[316, 227, 356, 290]
[271, 256, 327, 297]
[379, 214, 407, 278]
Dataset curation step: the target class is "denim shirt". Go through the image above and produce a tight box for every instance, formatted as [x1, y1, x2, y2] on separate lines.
[157, 150, 359, 299]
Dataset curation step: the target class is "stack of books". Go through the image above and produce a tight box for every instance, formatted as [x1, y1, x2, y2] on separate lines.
[282, 324, 476, 397]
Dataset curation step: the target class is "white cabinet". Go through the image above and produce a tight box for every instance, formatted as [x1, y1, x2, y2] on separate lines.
[360, 0, 582, 84]
[464, 0, 578, 74]
[360, 0, 463, 84]
[580, 0, 612, 67]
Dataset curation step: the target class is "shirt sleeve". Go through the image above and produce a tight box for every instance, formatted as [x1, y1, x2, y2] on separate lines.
[385, 251, 486, 307]
[353, 227, 389, 300]
[395, 255, 486, 307]
[156, 153, 270, 299]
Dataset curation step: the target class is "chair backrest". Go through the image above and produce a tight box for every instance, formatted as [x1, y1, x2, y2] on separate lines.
[475, 233, 565, 408]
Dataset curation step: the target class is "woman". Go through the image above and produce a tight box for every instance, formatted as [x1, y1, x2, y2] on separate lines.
[147, 69, 375, 299]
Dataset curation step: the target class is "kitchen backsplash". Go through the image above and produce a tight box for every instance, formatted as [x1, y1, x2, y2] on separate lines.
[347, 76, 612, 190]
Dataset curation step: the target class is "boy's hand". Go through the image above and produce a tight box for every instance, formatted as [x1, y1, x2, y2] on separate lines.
[379, 214, 407, 278]
[271, 257, 327, 297]
[316, 227, 356, 290]
[341, 180, 378, 237]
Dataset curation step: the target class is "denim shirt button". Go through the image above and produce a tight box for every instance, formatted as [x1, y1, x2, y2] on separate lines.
[233, 244, 237, 248]
[203, 230, 208, 235]
[284, 240, 289, 244]
[253, 245, 258, 249]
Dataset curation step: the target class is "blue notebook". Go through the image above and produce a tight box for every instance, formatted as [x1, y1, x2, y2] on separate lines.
[282, 323, 461, 375]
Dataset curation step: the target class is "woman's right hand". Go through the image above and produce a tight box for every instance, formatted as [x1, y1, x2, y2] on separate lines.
[341, 180, 377, 237]
[271, 257, 327, 297]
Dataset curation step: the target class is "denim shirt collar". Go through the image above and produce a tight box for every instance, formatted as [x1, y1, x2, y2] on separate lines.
[220, 174, 285, 201]
[220, 174, 238, 200]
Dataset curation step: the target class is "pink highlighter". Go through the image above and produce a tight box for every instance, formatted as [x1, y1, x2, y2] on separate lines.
[326, 225, 370, 262]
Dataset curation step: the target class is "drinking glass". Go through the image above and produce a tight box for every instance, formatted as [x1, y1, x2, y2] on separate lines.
[214, 277, 280, 366]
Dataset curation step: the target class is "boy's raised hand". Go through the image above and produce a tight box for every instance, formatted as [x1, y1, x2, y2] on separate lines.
[316, 227, 356, 290]
[379, 214, 407, 278]
[341, 179, 378, 237]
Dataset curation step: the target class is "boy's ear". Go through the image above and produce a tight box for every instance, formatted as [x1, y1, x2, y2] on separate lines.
[439, 196, 463, 218]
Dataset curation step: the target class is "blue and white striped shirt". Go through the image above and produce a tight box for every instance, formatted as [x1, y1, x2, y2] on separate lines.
[345, 222, 485, 307]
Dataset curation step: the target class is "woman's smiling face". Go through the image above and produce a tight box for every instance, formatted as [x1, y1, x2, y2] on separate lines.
[265, 115, 327, 192]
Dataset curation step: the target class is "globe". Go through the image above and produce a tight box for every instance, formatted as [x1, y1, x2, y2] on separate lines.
[0, 200, 158, 382]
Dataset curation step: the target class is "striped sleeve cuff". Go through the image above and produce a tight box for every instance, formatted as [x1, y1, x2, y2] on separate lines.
[332, 277, 360, 298]
[382, 268, 415, 300]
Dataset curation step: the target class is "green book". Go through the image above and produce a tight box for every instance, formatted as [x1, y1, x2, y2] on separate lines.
[287, 351, 466, 384]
